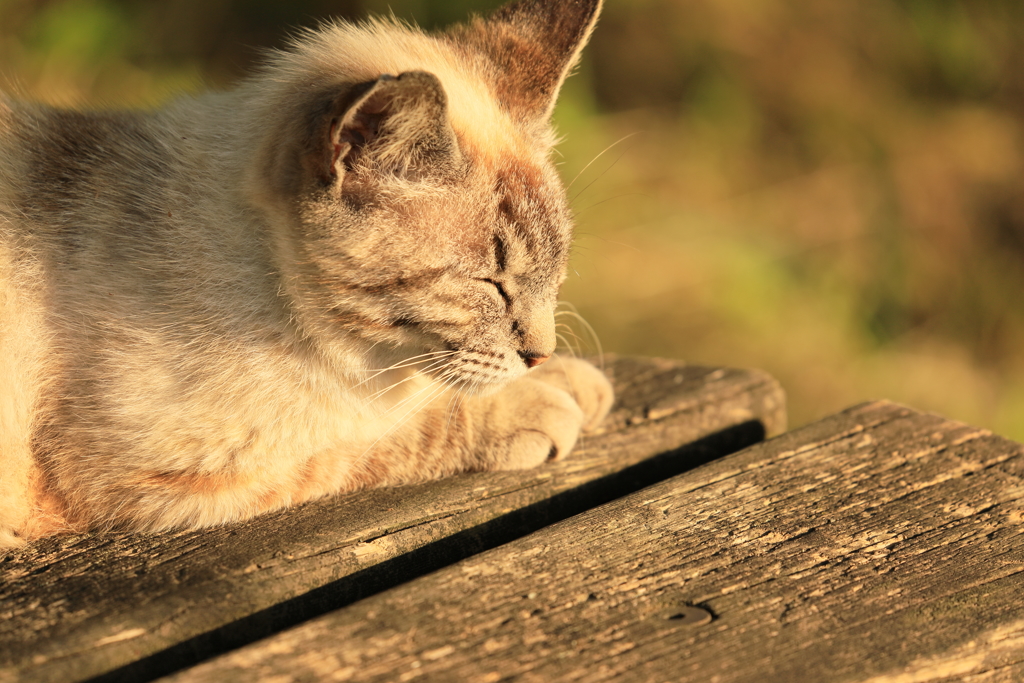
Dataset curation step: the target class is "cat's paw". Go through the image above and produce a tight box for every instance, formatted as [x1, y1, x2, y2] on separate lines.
[527, 356, 614, 432]
[481, 357, 614, 471]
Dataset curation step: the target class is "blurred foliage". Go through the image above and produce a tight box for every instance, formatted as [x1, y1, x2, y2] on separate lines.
[3, 0, 1024, 437]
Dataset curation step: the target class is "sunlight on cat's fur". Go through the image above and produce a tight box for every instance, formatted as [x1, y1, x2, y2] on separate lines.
[0, 0, 613, 546]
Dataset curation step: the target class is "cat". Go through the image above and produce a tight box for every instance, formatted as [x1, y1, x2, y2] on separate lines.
[0, 0, 613, 547]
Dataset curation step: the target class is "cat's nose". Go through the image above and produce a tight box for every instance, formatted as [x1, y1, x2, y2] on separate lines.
[519, 351, 550, 368]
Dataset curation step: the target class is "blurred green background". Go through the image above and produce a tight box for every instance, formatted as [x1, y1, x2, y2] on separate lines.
[3, 0, 1024, 437]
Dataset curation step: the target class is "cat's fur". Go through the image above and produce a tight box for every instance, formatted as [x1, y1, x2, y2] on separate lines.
[0, 0, 612, 547]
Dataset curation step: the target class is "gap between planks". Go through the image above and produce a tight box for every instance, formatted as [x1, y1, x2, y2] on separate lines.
[0, 356, 785, 683]
[159, 401, 1024, 683]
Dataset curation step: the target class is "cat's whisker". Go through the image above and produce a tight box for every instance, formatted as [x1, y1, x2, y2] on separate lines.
[362, 356, 454, 397]
[363, 378, 434, 421]
[361, 356, 456, 406]
[359, 349, 456, 375]
[392, 381, 449, 435]
[359, 378, 427, 415]
[442, 388, 466, 448]
[348, 352, 455, 379]
[354, 350, 457, 388]
[354, 375, 452, 468]
[571, 192, 651, 219]
[556, 323, 588, 351]
[555, 300, 581, 315]
[565, 131, 639, 191]
[555, 332, 580, 359]
[549, 353, 582, 408]
[368, 368, 451, 421]
[555, 304, 604, 368]
[371, 357, 462, 421]
[426, 370, 462, 448]
[375, 349, 456, 366]
[570, 143, 633, 206]
[441, 386, 461, 445]
[361, 381, 445, 455]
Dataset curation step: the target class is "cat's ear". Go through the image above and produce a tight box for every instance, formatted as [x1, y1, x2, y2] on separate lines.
[451, 0, 602, 121]
[305, 71, 460, 189]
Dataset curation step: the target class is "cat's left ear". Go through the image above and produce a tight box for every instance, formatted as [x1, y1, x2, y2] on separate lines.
[450, 0, 602, 121]
[304, 71, 460, 190]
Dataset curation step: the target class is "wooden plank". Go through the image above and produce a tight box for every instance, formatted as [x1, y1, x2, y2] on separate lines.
[166, 401, 1024, 683]
[0, 356, 785, 683]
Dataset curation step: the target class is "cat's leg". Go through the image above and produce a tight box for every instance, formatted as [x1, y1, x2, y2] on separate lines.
[0, 254, 55, 547]
[0, 376, 38, 548]
[358, 357, 614, 484]
[471, 356, 614, 470]
[32, 359, 613, 535]
[521, 355, 615, 433]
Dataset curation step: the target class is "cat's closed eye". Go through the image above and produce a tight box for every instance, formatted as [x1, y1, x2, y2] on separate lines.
[479, 278, 512, 309]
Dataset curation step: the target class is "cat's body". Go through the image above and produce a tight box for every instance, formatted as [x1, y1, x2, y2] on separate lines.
[0, 0, 613, 547]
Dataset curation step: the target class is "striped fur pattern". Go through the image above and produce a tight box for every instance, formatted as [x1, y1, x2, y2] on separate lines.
[0, 0, 612, 545]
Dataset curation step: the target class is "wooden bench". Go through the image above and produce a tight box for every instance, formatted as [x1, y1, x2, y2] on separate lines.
[4, 356, 1023, 682]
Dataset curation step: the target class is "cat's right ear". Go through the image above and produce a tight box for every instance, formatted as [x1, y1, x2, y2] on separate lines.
[451, 0, 602, 122]
[302, 71, 460, 192]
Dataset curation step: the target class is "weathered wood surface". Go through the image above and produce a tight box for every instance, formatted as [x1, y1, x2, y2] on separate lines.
[169, 401, 1024, 683]
[0, 356, 785, 683]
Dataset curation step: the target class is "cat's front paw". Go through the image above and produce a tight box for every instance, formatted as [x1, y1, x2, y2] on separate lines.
[528, 356, 614, 432]
[480, 357, 613, 471]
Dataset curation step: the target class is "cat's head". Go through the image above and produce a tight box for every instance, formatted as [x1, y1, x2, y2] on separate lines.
[253, 0, 601, 392]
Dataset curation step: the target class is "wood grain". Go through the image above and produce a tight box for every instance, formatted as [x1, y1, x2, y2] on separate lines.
[0, 356, 785, 683]
[167, 401, 1024, 683]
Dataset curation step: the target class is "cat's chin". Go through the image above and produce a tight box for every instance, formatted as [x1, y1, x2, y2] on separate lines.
[448, 375, 514, 397]
[438, 362, 526, 396]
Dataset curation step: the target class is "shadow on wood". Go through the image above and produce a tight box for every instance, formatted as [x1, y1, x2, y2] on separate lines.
[88, 421, 764, 683]
[0, 356, 785, 683]
[167, 401, 1024, 683]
